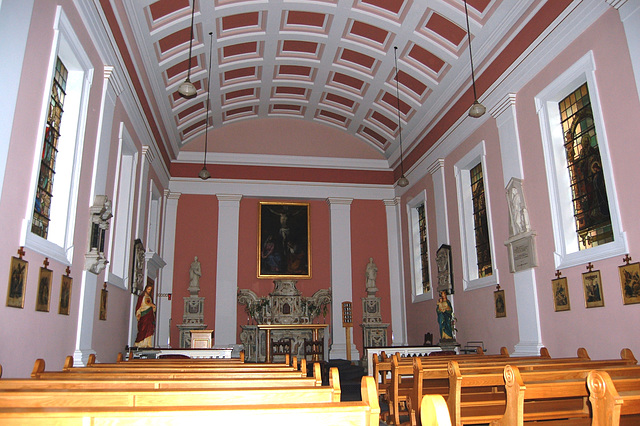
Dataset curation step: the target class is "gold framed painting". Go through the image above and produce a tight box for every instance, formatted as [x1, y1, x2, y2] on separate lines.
[618, 261, 640, 305]
[258, 201, 311, 279]
[99, 285, 108, 321]
[58, 275, 72, 315]
[494, 289, 506, 318]
[582, 270, 604, 308]
[6, 256, 28, 308]
[36, 267, 53, 312]
[552, 277, 570, 312]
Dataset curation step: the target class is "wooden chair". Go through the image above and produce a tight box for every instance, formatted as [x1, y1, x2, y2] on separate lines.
[271, 338, 292, 364]
[304, 338, 324, 362]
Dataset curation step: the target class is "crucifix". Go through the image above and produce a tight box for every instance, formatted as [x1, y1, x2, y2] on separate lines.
[555, 270, 562, 279]
[586, 262, 594, 272]
[623, 254, 632, 265]
[42, 257, 50, 269]
[17, 247, 26, 260]
[65, 266, 71, 277]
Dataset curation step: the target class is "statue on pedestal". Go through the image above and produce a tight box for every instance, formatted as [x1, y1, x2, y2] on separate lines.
[436, 291, 454, 341]
[365, 257, 378, 295]
[189, 256, 201, 295]
[134, 284, 156, 348]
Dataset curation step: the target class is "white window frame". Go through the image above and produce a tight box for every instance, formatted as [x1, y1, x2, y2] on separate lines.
[407, 190, 432, 303]
[454, 141, 499, 291]
[22, 6, 93, 265]
[535, 51, 627, 269]
[106, 123, 138, 290]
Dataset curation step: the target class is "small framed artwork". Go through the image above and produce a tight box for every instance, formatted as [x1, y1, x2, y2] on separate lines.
[582, 270, 604, 308]
[7, 256, 28, 308]
[99, 284, 108, 321]
[552, 277, 571, 312]
[619, 261, 640, 305]
[36, 267, 53, 312]
[58, 275, 72, 315]
[131, 239, 145, 296]
[258, 201, 311, 279]
[494, 289, 506, 318]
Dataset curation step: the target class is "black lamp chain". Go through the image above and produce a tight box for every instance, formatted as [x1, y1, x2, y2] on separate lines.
[463, 0, 478, 101]
[186, 0, 196, 80]
[393, 46, 405, 176]
[203, 31, 213, 169]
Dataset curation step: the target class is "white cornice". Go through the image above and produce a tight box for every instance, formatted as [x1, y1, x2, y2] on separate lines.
[175, 151, 392, 171]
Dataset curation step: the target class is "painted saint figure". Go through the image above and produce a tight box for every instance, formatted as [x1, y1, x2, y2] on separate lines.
[436, 291, 454, 340]
[134, 284, 156, 348]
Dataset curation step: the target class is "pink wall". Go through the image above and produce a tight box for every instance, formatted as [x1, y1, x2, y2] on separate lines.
[513, 8, 640, 359]
[171, 194, 220, 346]
[350, 199, 391, 352]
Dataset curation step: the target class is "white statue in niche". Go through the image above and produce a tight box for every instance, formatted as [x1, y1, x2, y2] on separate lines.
[507, 178, 531, 237]
[189, 256, 201, 295]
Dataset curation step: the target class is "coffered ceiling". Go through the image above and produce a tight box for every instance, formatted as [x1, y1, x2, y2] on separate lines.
[102, 0, 547, 166]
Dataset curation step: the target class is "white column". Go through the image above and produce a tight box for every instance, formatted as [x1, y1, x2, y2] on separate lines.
[490, 93, 543, 356]
[609, 0, 640, 105]
[428, 159, 450, 247]
[157, 190, 180, 347]
[73, 67, 120, 366]
[327, 197, 359, 360]
[0, 0, 34, 207]
[383, 198, 407, 346]
[214, 194, 242, 348]
[134, 146, 154, 239]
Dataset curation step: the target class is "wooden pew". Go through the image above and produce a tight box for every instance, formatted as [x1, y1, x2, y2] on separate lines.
[0, 366, 342, 408]
[31, 358, 309, 381]
[0, 375, 380, 426]
[588, 369, 640, 426]
[410, 348, 637, 424]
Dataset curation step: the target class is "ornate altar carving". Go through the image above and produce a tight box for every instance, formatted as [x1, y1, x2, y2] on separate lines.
[85, 195, 112, 274]
[504, 177, 538, 273]
[238, 280, 330, 362]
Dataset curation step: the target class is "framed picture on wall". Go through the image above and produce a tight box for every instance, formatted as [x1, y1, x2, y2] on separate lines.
[552, 277, 570, 312]
[618, 261, 640, 305]
[258, 201, 311, 279]
[582, 270, 604, 308]
[6, 256, 28, 308]
[494, 289, 506, 318]
[35, 267, 53, 312]
[58, 274, 72, 315]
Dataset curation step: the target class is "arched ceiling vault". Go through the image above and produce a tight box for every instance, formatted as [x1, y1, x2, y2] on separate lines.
[102, 0, 549, 170]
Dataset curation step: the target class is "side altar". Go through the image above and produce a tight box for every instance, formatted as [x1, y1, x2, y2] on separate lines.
[238, 280, 330, 362]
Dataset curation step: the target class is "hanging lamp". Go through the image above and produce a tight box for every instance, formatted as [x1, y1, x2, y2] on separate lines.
[178, 0, 197, 99]
[463, 0, 485, 118]
[393, 46, 409, 188]
[198, 31, 214, 180]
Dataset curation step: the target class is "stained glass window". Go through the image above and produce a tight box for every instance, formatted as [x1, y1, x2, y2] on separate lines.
[470, 162, 492, 278]
[559, 83, 612, 250]
[32, 57, 68, 239]
[417, 204, 430, 293]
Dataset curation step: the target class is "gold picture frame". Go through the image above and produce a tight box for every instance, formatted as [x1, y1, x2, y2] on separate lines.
[36, 267, 53, 312]
[6, 256, 28, 308]
[552, 277, 570, 312]
[619, 261, 640, 305]
[58, 275, 72, 315]
[99, 284, 108, 321]
[258, 201, 311, 279]
[582, 270, 604, 308]
[494, 289, 506, 318]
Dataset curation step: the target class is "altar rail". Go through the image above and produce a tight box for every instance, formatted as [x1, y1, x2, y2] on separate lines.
[364, 346, 445, 375]
[130, 348, 233, 360]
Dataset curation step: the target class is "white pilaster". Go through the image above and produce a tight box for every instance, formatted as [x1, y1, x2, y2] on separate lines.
[214, 194, 242, 347]
[428, 159, 450, 247]
[490, 93, 543, 356]
[384, 198, 407, 346]
[327, 197, 359, 360]
[610, 0, 640, 105]
[157, 190, 180, 347]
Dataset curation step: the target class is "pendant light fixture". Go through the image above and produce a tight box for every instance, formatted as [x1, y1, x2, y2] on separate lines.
[198, 31, 214, 180]
[178, 0, 197, 99]
[463, 0, 485, 118]
[393, 46, 409, 188]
